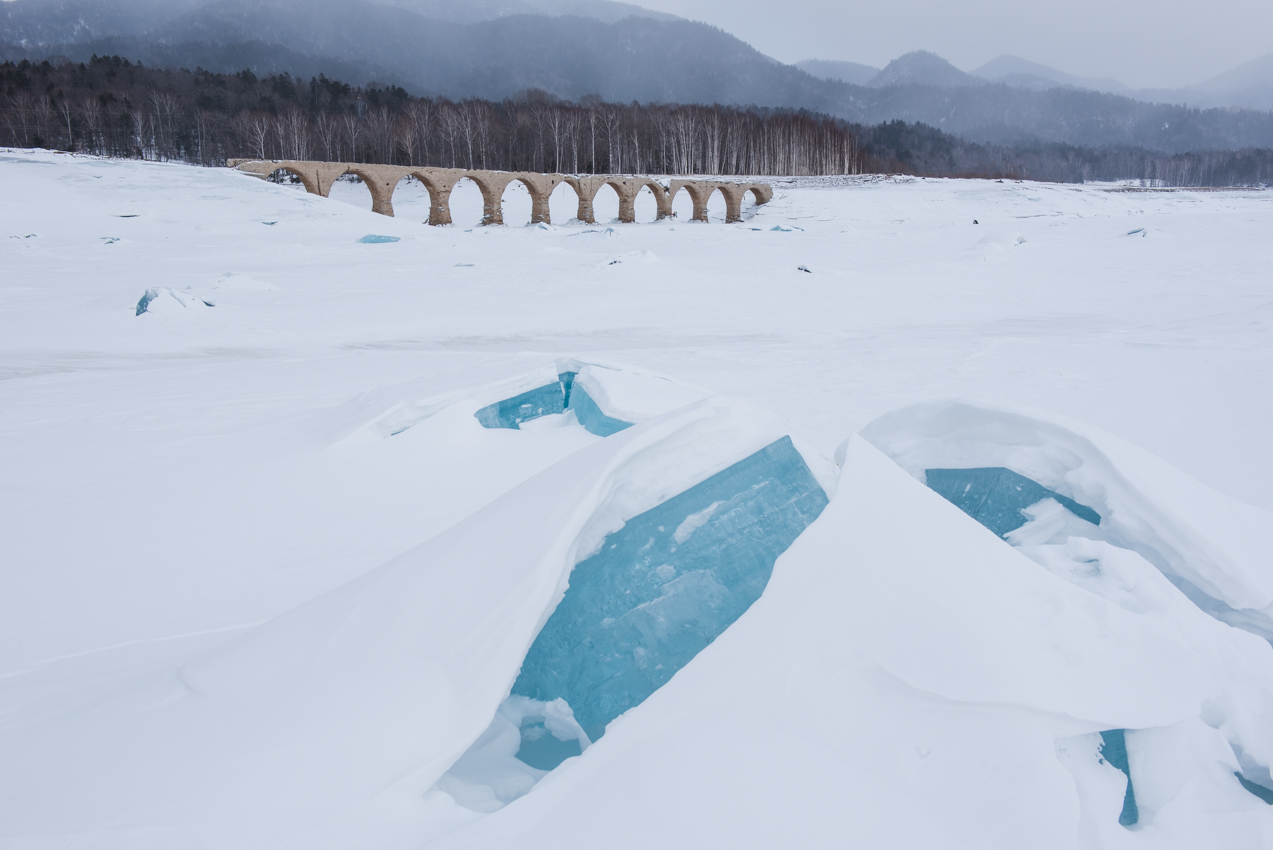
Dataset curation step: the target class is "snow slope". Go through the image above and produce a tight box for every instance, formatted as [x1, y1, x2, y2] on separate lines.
[1, 150, 1272, 849]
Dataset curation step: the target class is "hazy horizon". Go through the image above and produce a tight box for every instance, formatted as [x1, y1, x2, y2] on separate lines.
[631, 0, 1271, 89]
[0, 0, 1269, 90]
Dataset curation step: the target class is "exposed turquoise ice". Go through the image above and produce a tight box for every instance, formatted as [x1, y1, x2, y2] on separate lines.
[515, 718, 583, 770]
[1099, 729, 1140, 827]
[1237, 772, 1273, 804]
[474, 371, 634, 435]
[567, 385, 633, 436]
[511, 436, 829, 750]
[358, 234, 400, 243]
[558, 371, 578, 407]
[924, 467, 1101, 538]
[135, 289, 157, 316]
[474, 382, 565, 429]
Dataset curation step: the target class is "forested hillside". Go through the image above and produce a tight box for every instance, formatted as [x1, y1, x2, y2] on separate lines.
[2, 57, 1270, 186]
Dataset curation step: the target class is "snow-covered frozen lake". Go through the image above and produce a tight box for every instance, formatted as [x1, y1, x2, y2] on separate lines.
[2, 149, 1272, 849]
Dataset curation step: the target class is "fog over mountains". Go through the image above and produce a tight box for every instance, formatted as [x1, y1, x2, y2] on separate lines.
[798, 51, 1273, 113]
[3, 0, 1272, 153]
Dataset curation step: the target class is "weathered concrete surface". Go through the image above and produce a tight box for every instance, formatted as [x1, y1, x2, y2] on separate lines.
[228, 160, 770, 226]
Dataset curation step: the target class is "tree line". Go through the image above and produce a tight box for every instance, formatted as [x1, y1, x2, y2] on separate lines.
[856, 121, 1273, 187]
[2, 56, 1268, 186]
[0, 56, 863, 176]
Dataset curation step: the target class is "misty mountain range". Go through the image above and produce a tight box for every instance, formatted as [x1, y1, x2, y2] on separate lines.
[3, 0, 1272, 155]
[797, 51, 1273, 113]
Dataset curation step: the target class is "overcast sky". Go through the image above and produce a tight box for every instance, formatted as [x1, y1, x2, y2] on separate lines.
[633, 0, 1273, 89]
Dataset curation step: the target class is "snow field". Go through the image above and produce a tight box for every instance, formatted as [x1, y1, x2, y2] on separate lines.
[2, 150, 1272, 849]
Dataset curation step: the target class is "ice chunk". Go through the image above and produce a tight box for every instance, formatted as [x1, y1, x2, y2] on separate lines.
[436, 696, 589, 811]
[473, 368, 643, 436]
[136, 289, 158, 316]
[566, 384, 632, 437]
[562, 363, 707, 426]
[1099, 729, 1140, 827]
[135, 287, 215, 316]
[358, 234, 400, 243]
[1237, 772, 1273, 804]
[511, 436, 829, 743]
[473, 382, 565, 430]
[924, 467, 1100, 538]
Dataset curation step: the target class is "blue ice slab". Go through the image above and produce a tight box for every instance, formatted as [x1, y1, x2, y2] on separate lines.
[474, 382, 565, 430]
[358, 234, 400, 243]
[511, 436, 829, 745]
[567, 385, 633, 437]
[924, 467, 1101, 538]
[1099, 729, 1140, 827]
[1236, 772, 1273, 804]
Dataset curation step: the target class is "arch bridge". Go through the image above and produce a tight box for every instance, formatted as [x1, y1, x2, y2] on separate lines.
[226, 159, 772, 225]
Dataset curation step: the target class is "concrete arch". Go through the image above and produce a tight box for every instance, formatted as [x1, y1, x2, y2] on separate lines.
[332, 165, 397, 217]
[231, 159, 323, 196]
[668, 179, 717, 223]
[745, 183, 773, 205]
[463, 171, 564, 226]
[567, 176, 671, 224]
[265, 164, 319, 195]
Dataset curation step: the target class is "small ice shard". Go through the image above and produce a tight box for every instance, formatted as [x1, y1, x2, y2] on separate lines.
[358, 234, 400, 243]
[436, 696, 589, 811]
[1099, 729, 1139, 827]
[924, 467, 1100, 538]
[511, 436, 829, 743]
[135, 287, 215, 316]
[1236, 772, 1273, 804]
[136, 289, 158, 316]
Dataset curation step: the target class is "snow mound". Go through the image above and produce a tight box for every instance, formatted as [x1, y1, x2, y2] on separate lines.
[861, 399, 1273, 823]
[427, 435, 1273, 850]
[860, 399, 1273, 636]
[135, 287, 214, 315]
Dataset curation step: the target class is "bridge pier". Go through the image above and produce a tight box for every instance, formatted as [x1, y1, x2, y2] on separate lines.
[409, 168, 467, 226]
[669, 180, 716, 222]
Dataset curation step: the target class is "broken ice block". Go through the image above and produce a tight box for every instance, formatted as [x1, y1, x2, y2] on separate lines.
[511, 436, 829, 743]
[474, 370, 635, 434]
[925, 467, 1100, 538]
[474, 382, 566, 430]
[567, 384, 632, 437]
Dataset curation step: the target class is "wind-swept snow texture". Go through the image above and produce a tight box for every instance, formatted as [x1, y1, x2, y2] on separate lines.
[4, 152, 1273, 850]
[512, 435, 829, 744]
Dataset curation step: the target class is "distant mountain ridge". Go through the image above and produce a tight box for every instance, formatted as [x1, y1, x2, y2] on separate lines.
[800, 49, 1273, 113]
[972, 55, 1129, 94]
[2, 0, 1271, 152]
[794, 58, 878, 86]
